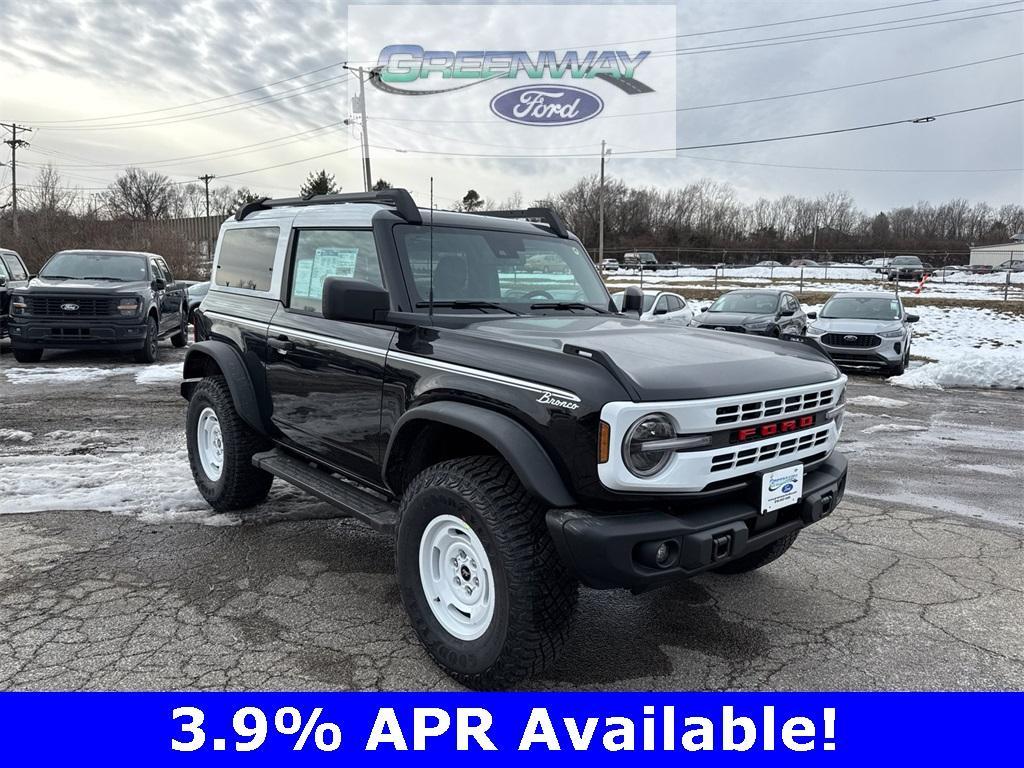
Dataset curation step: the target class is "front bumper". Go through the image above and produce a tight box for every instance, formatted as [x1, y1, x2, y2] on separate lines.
[9, 316, 148, 350]
[547, 452, 847, 591]
[812, 336, 903, 368]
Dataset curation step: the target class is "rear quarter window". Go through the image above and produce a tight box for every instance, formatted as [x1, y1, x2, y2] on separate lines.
[215, 227, 280, 292]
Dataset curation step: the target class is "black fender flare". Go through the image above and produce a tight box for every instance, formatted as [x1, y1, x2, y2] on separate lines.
[181, 340, 267, 434]
[384, 401, 576, 508]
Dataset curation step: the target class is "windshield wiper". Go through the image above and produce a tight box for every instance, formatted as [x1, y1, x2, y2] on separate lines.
[82, 276, 127, 281]
[416, 300, 522, 316]
[38, 274, 76, 280]
[530, 302, 609, 314]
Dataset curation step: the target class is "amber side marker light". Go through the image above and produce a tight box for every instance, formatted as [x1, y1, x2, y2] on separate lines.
[598, 420, 611, 463]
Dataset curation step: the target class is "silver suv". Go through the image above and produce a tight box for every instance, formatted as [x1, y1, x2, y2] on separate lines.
[806, 292, 919, 375]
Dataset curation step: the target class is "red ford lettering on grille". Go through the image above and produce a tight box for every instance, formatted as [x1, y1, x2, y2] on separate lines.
[735, 414, 815, 442]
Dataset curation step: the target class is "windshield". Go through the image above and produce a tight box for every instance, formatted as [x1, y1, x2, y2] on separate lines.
[611, 292, 656, 312]
[821, 297, 902, 320]
[708, 292, 779, 314]
[39, 251, 148, 281]
[892, 257, 921, 265]
[395, 226, 610, 312]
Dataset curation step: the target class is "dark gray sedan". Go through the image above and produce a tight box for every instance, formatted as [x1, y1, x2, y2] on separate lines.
[690, 289, 807, 337]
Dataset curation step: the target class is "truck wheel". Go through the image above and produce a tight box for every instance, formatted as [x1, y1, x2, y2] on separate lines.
[170, 308, 188, 348]
[186, 376, 273, 511]
[12, 347, 43, 363]
[134, 315, 159, 363]
[714, 531, 799, 575]
[395, 456, 578, 689]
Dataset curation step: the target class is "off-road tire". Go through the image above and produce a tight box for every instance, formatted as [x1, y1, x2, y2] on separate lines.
[714, 531, 799, 575]
[170, 307, 188, 348]
[134, 315, 159, 363]
[12, 347, 43, 363]
[186, 376, 273, 511]
[395, 455, 578, 689]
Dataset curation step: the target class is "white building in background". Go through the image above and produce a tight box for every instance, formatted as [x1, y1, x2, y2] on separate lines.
[969, 240, 1024, 268]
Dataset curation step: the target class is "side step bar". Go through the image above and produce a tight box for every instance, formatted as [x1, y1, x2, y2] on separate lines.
[252, 449, 397, 534]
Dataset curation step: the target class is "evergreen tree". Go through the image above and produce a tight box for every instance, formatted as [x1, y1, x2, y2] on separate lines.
[372, 178, 392, 191]
[300, 169, 338, 197]
[460, 189, 484, 211]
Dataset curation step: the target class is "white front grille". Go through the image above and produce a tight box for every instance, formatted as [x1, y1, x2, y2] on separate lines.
[710, 427, 831, 472]
[715, 387, 834, 425]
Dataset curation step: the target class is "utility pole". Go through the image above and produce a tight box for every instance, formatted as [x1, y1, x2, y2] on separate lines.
[343, 65, 373, 192]
[598, 140, 611, 262]
[198, 173, 216, 260]
[2, 123, 32, 237]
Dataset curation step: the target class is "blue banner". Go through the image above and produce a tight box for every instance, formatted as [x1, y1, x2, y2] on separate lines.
[0, 693, 1016, 764]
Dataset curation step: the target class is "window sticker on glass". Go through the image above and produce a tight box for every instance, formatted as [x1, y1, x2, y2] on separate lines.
[293, 248, 359, 298]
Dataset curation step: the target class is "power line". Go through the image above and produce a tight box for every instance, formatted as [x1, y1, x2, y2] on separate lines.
[18, 61, 349, 125]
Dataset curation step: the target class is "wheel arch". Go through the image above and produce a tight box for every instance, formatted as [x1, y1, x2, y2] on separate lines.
[181, 340, 267, 434]
[384, 402, 576, 508]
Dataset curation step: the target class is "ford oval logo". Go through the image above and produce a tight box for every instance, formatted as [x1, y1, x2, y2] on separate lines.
[61, 303, 79, 311]
[843, 334, 858, 342]
[490, 85, 603, 126]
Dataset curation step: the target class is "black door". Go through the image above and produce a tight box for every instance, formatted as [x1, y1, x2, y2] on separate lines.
[265, 228, 395, 485]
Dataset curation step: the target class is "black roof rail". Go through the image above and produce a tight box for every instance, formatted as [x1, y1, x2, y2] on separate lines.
[474, 208, 569, 239]
[234, 188, 422, 224]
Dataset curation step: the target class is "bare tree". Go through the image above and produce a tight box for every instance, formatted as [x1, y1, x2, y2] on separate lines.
[105, 167, 178, 220]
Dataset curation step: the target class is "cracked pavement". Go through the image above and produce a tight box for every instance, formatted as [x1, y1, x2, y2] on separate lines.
[1, 344, 1022, 690]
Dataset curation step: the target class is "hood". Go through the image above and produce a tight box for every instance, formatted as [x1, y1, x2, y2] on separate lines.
[448, 315, 840, 401]
[21, 276, 149, 294]
[811, 317, 903, 334]
[693, 311, 774, 327]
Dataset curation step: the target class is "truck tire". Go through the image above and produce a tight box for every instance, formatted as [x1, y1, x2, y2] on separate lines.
[12, 347, 43, 363]
[395, 455, 578, 689]
[134, 315, 159, 364]
[714, 531, 799, 575]
[170, 307, 188, 348]
[186, 376, 273, 511]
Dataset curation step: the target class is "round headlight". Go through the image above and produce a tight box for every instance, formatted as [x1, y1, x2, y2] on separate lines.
[623, 413, 676, 477]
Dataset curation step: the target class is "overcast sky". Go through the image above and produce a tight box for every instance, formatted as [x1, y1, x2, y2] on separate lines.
[1, 0, 1021, 212]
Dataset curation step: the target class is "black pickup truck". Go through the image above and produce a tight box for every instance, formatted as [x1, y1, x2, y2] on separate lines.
[181, 190, 849, 688]
[8, 249, 188, 363]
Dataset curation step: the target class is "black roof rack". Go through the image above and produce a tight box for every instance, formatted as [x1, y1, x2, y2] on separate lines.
[474, 208, 569, 239]
[234, 188, 422, 224]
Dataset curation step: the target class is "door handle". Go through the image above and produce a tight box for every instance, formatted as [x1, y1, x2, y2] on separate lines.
[269, 336, 295, 352]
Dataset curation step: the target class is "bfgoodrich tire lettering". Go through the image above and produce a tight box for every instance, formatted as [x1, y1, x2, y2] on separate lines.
[395, 456, 578, 689]
[186, 376, 273, 511]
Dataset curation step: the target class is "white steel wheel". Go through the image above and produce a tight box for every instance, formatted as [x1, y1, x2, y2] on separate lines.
[196, 407, 224, 481]
[418, 514, 495, 641]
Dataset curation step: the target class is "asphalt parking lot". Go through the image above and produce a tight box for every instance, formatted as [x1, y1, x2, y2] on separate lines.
[1, 342, 1022, 691]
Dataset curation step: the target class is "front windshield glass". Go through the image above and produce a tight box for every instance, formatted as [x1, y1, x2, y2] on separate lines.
[821, 296, 901, 320]
[39, 251, 148, 281]
[396, 226, 610, 312]
[708, 292, 779, 314]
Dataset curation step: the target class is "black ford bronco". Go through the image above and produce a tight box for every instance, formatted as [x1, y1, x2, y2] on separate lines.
[8, 249, 188, 363]
[182, 190, 848, 688]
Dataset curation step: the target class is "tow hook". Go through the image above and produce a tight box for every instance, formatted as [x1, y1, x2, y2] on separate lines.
[711, 533, 732, 561]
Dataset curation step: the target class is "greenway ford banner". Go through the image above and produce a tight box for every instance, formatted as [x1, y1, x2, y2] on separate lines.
[347, 2, 677, 154]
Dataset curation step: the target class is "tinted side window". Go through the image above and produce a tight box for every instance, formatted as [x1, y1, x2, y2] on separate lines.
[215, 227, 279, 292]
[288, 230, 382, 315]
[157, 257, 173, 283]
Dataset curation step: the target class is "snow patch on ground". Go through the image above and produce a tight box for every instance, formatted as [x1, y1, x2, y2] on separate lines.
[0, 429, 33, 442]
[889, 350, 1024, 390]
[861, 423, 930, 434]
[849, 395, 909, 408]
[134, 362, 184, 384]
[3, 366, 121, 385]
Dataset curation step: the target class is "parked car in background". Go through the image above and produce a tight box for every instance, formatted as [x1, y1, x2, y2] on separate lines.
[963, 264, 994, 274]
[623, 251, 660, 270]
[789, 259, 819, 267]
[886, 255, 926, 281]
[7, 249, 188, 364]
[863, 257, 892, 273]
[690, 289, 807, 337]
[599, 258, 620, 272]
[997, 259, 1024, 273]
[186, 281, 210, 325]
[755, 260, 783, 267]
[611, 289, 694, 326]
[806, 292, 918, 375]
[931, 266, 967, 278]
[0, 248, 31, 342]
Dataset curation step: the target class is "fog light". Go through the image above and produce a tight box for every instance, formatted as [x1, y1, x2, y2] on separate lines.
[636, 539, 679, 570]
[655, 543, 671, 566]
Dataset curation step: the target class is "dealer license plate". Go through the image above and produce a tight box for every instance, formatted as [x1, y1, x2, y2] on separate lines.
[760, 464, 804, 514]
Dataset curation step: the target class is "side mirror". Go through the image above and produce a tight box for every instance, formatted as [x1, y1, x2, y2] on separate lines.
[807, 311, 817, 319]
[780, 308, 795, 317]
[151, 278, 166, 291]
[0, 275, 7, 287]
[323, 277, 390, 323]
[621, 286, 644, 315]
[906, 313, 919, 323]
